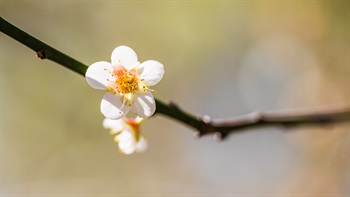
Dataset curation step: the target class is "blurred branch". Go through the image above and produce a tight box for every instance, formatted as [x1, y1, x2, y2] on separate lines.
[1, 17, 349, 140]
[196, 104, 350, 140]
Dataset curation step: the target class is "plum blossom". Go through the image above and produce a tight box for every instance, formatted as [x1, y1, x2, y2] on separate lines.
[103, 116, 147, 154]
[86, 46, 164, 119]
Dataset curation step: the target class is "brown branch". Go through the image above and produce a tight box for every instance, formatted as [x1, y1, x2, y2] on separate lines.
[157, 102, 350, 140]
[2, 17, 349, 140]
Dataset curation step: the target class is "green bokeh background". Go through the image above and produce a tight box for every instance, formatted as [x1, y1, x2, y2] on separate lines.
[1, 1, 349, 195]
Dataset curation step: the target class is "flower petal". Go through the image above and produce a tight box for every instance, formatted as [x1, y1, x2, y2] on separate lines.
[138, 60, 164, 86]
[111, 46, 138, 70]
[136, 136, 148, 153]
[100, 93, 130, 119]
[117, 133, 136, 154]
[130, 92, 156, 118]
[119, 141, 136, 155]
[103, 118, 125, 132]
[86, 61, 114, 90]
[116, 129, 133, 141]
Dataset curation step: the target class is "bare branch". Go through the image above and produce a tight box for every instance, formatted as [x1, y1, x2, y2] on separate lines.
[156, 99, 349, 139]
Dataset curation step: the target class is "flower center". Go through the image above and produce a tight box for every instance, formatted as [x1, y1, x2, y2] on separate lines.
[105, 65, 155, 109]
[116, 69, 138, 94]
[107, 67, 139, 95]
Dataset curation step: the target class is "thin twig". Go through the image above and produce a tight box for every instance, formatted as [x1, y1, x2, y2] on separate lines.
[207, 104, 350, 139]
[1, 17, 349, 139]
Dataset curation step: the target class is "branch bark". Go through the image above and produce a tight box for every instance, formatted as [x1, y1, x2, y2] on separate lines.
[1, 17, 349, 140]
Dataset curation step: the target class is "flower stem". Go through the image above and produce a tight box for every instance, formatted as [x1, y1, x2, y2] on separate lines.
[1, 17, 349, 139]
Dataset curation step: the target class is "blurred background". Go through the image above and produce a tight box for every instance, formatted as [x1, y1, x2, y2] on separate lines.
[1, 1, 349, 196]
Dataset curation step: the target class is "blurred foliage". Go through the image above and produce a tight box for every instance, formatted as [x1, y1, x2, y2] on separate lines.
[1, 1, 349, 195]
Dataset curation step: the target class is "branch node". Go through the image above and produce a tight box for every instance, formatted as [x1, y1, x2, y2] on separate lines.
[201, 115, 211, 124]
[167, 100, 181, 110]
[36, 50, 46, 59]
[250, 111, 264, 123]
[193, 131, 201, 139]
[213, 132, 223, 141]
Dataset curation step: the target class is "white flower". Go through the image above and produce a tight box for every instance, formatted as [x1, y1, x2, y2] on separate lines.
[86, 46, 164, 119]
[103, 116, 147, 154]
